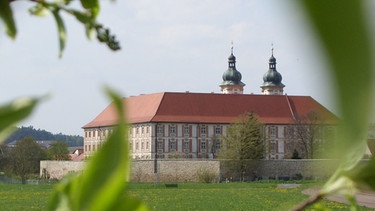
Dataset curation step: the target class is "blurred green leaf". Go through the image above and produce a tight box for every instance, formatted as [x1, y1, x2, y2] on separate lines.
[49, 88, 147, 211]
[80, 0, 99, 18]
[0, 1, 17, 39]
[299, 0, 373, 171]
[29, 4, 50, 17]
[69, 10, 92, 24]
[297, 0, 374, 209]
[0, 97, 41, 143]
[51, 8, 67, 58]
[68, 9, 95, 39]
[349, 157, 375, 191]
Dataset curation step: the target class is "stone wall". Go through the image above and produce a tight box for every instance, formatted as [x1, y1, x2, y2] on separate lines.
[40, 159, 343, 182]
[40, 161, 86, 180]
[131, 160, 220, 182]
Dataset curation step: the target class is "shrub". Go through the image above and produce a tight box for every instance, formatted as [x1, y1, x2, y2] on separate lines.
[197, 167, 218, 183]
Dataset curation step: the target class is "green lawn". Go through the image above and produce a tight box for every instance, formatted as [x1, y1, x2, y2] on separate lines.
[126, 182, 371, 211]
[0, 181, 372, 210]
[0, 182, 53, 210]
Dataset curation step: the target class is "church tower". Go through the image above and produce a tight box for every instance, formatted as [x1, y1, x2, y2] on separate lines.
[260, 49, 285, 95]
[219, 47, 245, 94]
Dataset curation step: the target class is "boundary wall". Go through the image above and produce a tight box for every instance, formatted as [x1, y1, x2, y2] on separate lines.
[40, 159, 343, 182]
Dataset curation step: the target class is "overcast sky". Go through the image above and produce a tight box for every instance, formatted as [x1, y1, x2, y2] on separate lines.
[0, 1, 350, 135]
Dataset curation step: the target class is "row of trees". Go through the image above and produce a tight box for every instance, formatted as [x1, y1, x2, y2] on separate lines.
[0, 137, 70, 184]
[5, 126, 83, 147]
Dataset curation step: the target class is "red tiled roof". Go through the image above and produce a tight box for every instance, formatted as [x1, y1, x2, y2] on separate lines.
[70, 152, 85, 161]
[82, 92, 338, 128]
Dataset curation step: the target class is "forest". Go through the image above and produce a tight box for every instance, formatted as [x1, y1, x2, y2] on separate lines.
[4, 126, 83, 147]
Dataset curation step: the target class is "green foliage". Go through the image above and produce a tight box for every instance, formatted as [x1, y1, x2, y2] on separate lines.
[220, 112, 264, 160]
[0, 0, 16, 38]
[295, 0, 375, 210]
[1, 0, 120, 57]
[0, 97, 42, 143]
[220, 112, 264, 181]
[8, 137, 47, 184]
[196, 167, 218, 183]
[48, 88, 147, 211]
[48, 141, 70, 160]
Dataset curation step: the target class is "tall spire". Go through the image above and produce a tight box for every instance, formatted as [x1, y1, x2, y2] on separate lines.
[228, 43, 236, 69]
[269, 47, 277, 70]
[220, 43, 245, 94]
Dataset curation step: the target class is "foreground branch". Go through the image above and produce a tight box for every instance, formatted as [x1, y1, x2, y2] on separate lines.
[293, 193, 323, 211]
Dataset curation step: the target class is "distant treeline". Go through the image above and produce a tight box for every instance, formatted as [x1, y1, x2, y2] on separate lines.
[5, 126, 83, 147]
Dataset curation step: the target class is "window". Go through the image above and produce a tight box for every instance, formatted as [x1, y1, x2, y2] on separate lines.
[157, 125, 163, 133]
[170, 140, 176, 150]
[157, 141, 163, 150]
[184, 142, 189, 150]
[146, 142, 149, 149]
[146, 127, 149, 133]
[89, 131, 91, 137]
[201, 126, 206, 134]
[170, 125, 176, 134]
[93, 145, 96, 151]
[141, 142, 144, 149]
[184, 126, 189, 134]
[215, 141, 221, 150]
[136, 142, 139, 150]
[136, 128, 139, 134]
[270, 127, 276, 137]
[215, 127, 221, 135]
[270, 142, 276, 154]
[141, 127, 144, 134]
[201, 141, 206, 149]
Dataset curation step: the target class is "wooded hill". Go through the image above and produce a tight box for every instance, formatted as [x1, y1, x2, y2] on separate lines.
[5, 126, 83, 147]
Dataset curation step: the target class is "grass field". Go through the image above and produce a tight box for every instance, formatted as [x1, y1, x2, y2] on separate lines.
[0, 181, 372, 210]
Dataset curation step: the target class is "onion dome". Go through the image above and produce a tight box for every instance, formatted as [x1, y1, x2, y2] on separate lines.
[261, 50, 285, 88]
[220, 48, 245, 86]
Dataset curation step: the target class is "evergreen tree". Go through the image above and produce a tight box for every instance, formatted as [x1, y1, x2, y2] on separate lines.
[220, 112, 264, 181]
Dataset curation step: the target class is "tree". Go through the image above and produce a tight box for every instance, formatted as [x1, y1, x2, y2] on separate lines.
[291, 149, 301, 159]
[48, 141, 71, 160]
[0, 144, 10, 173]
[9, 137, 47, 184]
[219, 112, 264, 181]
[292, 111, 326, 159]
[0, 0, 120, 57]
[208, 135, 220, 159]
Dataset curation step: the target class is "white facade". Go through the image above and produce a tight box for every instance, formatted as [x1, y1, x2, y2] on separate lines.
[220, 84, 244, 94]
[261, 86, 284, 95]
[83, 123, 336, 160]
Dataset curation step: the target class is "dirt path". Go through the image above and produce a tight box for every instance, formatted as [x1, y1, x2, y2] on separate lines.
[302, 187, 375, 209]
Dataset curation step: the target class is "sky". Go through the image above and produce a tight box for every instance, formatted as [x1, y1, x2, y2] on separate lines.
[0, 1, 346, 136]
